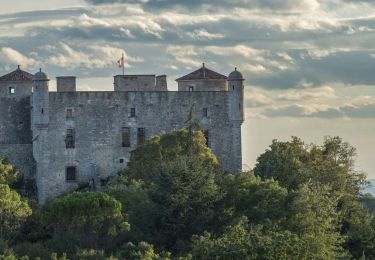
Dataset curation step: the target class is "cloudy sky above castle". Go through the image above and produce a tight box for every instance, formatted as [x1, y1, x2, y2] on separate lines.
[1, 0, 375, 176]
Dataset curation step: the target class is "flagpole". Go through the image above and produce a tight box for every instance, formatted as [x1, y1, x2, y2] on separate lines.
[122, 53, 125, 76]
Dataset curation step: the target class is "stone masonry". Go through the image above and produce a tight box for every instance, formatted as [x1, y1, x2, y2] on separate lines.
[0, 64, 245, 203]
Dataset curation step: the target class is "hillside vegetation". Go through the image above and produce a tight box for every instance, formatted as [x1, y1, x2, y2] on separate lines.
[0, 128, 374, 259]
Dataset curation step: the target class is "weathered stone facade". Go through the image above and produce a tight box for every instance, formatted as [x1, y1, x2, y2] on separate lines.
[0, 67, 35, 181]
[0, 64, 244, 203]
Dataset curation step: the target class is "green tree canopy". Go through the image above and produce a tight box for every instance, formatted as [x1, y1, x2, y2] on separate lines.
[44, 192, 129, 252]
[254, 136, 366, 196]
[0, 184, 31, 242]
[0, 158, 19, 187]
[107, 128, 224, 252]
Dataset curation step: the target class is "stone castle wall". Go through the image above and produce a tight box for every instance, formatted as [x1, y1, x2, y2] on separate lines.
[35, 91, 241, 203]
[177, 79, 228, 91]
[0, 144, 35, 179]
[0, 94, 35, 180]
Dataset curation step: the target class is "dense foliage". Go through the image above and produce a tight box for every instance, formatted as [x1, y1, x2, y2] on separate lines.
[0, 129, 374, 259]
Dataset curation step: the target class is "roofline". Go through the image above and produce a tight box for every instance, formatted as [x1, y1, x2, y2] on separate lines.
[114, 74, 156, 77]
[175, 77, 228, 82]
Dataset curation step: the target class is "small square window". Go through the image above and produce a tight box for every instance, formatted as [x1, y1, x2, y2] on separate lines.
[203, 108, 208, 117]
[119, 158, 124, 163]
[9, 87, 15, 94]
[66, 166, 77, 182]
[66, 108, 73, 119]
[130, 108, 136, 117]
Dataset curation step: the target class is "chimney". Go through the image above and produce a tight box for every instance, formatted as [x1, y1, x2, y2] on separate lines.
[155, 75, 168, 91]
[202, 63, 206, 78]
[56, 76, 76, 92]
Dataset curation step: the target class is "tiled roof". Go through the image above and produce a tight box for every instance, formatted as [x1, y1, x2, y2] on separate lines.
[176, 65, 227, 81]
[0, 66, 33, 82]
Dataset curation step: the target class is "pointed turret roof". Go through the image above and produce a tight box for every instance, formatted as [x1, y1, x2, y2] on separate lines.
[176, 63, 227, 81]
[0, 65, 33, 82]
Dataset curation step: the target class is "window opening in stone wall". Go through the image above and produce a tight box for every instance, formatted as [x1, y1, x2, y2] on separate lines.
[66, 166, 77, 182]
[189, 86, 194, 91]
[65, 129, 75, 149]
[122, 127, 130, 147]
[9, 87, 15, 94]
[120, 158, 124, 163]
[203, 107, 208, 117]
[232, 85, 235, 90]
[137, 128, 145, 146]
[41, 108, 44, 114]
[130, 108, 136, 117]
[204, 130, 209, 147]
[66, 108, 73, 119]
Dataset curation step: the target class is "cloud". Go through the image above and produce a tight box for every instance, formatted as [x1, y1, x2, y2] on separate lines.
[84, 0, 320, 12]
[263, 94, 375, 119]
[46, 43, 142, 69]
[276, 86, 336, 101]
[0, 47, 35, 68]
[245, 88, 273, 108]
[187, 29, 224, 40]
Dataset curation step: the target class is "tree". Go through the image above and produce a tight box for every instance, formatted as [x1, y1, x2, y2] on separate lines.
[125, 128, 220, 184]
[0, 158, 19, 187]
[285, 184, 347, 259]
[189, 183, 348, 260]
[254, 136, 366, 196]
[189, 217, 300, 260]
[0, 184, 31, 242]
[222, 172, 288, 225]
[107, 128, 224, 252]
[43, 192, 129, 252]
[253, 136, 371, 258]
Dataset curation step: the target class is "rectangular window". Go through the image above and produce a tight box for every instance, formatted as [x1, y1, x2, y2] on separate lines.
[66, 108, 73, 119]
[189, 86, 194, 92]
[65, 129, 75, 149]
[9, 87, 15, 94]
[137, 128, 145, 146]
[203, 108, 208, 117]
[204, 130, 209, 147]
[122, 127, 130, 147]
[66, 166, 77, 182]
[130, 108, 136, 117]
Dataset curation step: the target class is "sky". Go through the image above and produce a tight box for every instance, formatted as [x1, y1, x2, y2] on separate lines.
[0, 0, 374, 177]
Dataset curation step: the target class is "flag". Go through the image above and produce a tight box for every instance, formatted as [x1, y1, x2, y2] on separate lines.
[117, 53, 124, 68]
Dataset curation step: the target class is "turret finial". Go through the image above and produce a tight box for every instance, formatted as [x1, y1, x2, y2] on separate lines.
[202, 63, 205, 68]
[235, 67, 237, 71]
[39, 68, 42, 72]
[17, 65, 20, 70]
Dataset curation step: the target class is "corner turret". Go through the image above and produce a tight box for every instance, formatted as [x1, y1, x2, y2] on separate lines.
[228, 68, 244, 123]
[32, 69, 49, 127]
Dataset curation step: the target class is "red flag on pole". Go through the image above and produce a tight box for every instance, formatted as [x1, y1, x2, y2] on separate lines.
[117, 53, 125, 75]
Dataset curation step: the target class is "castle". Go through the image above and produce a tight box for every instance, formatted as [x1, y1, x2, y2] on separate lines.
[0, 64, 244, 203]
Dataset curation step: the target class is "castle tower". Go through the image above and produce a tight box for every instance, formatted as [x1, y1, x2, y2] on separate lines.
[176, 63, 228, 91]
[31, 69, 50, 203]
[32, 69, 49, 126]
[227, 68, 245, 172]
[228, 68, 244, 123]
[0, 66, 35, 182]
